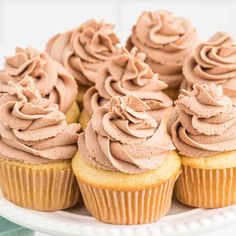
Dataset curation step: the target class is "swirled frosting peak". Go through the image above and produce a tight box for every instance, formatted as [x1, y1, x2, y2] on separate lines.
[128, 10, 198, 88]
[171, 83, 236, 157]
[80, 95, 175, 174]
[0, 77, 80, 164]
[182, 32, 236, 104]
[0, 46, 78, 112]
[84, 47, 173, 121]
[46, 19, 120, 86]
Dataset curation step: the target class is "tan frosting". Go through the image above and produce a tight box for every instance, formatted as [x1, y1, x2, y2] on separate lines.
[129, 10, 198, 88]
[182, 32, 236, 105]
[80, 95, 175, 174]
[171, 84, 236, 157]
[0, 77, 80, 164]
[46, 19, 120, 86]
[0, 46, 78, 113]
[83, 47, 173, 122]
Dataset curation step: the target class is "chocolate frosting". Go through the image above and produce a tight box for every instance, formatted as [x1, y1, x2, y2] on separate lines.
[80, 95, 175, 174]
[0, 47, 78, 113]
[129, 10, 198, 88]
[171, 84, 236, 157]
[182, 32, 236, 105]
[0, 77, 80, 164]
[83, 48, 173, 122]
[46, 19, 120, 86]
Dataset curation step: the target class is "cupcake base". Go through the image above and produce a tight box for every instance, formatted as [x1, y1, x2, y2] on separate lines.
[0, 158, 80, 211]
[175, 151, 236, 208]
[66, 102, 80, 124]
[73, 151, 181, 224]
[79, 110, 90, 131]
[164, 87, 179, 100]
[77, 85, 90, 110]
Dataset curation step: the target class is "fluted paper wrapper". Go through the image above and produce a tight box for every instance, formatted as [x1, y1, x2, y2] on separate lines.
[175, 165, 236, 208]
[78, 174, 179, 225]
[0, 160, 80, 211]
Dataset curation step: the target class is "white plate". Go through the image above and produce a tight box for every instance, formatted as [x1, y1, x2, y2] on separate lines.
[1, 196, 236, 236]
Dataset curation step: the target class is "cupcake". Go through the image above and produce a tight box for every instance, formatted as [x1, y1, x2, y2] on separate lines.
[172, 83, 236, 208]
[127, 10, 198, 100]
[0, 46, 79, 124]
[46, 19, 120, 106]
[0, 77, 81, 211]
[182, 32, 236, 105]
[80, 47, 173, 130]
[73, 95, 181, 224]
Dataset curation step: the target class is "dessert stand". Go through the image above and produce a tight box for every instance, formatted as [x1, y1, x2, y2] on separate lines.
[0, 195, 236, 236]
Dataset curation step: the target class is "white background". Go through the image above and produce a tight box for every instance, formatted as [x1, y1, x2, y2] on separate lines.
[1, 0, 236, 235]
[1, 0, 236, 58]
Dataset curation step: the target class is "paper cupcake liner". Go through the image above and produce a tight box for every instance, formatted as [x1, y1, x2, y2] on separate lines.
[78, 174, 179, 225]
[0, 159, 80, 211]
[175, 165, 236, 208]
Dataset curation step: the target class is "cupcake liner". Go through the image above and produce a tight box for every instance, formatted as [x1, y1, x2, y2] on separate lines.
[78, 173, 179, 225]
[0, 159, 80, 211]
[175, 165, 236, 208]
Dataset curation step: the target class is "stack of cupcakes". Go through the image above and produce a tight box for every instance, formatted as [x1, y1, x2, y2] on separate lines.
[0, 9, 236, 225]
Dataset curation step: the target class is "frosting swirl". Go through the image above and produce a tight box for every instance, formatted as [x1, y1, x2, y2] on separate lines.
[0, 77, 80, 164]
[182, 32, 236, 104]
[80, 95, 175, 174]
[128, 10, 198, 88]
[0, 46, 78, 113]
[83, 48, 173, 122]
[46, 19, 120, 86]
[171, 84, 236, 157]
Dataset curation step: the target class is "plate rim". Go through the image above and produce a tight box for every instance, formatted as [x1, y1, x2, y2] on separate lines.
[1, 196, 236, 236]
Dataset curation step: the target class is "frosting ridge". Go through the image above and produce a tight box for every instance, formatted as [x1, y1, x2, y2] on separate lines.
[128, 10, 198, 88]
[46, 19, 120, 85]
[0, 46, 78, 112]
[182, 32, 236, 104]
[171, 83, 236, 157]
[83, 47, 173, 121]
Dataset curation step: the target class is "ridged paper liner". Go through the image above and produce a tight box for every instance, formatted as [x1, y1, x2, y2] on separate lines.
[78, 174, 179, 225]
[0, 159, 80, 211]
[175, 165, 236, 208]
